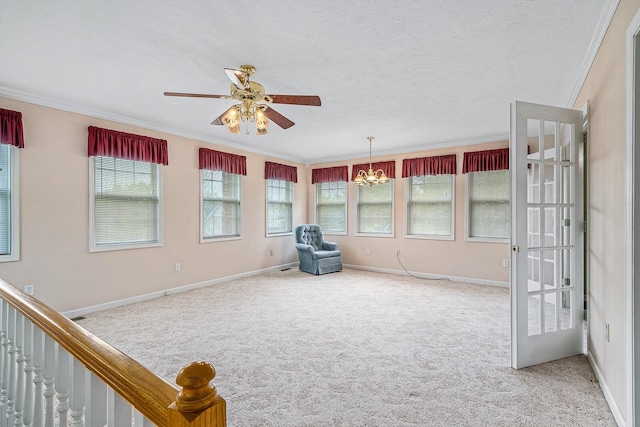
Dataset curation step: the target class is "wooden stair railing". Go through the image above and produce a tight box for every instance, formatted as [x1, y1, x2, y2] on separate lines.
[0, 278, 226, 426]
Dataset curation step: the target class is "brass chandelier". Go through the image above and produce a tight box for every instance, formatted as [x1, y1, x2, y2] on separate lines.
[353, 136, 389, 186]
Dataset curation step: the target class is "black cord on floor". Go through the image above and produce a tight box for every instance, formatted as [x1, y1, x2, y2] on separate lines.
[396, 251, 450, 281]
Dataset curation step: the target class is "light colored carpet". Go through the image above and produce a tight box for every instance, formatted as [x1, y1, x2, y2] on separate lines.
[77, 268, 615, 426]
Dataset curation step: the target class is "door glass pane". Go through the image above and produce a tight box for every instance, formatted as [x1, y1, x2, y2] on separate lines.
[527, 207, 540, 247]
[528, 295, 541, 336]
[527, 119, 541, 160]
[561, 165, 574, 204]
[544, 207, 556, 247]
[528, 164, 540, 204]
[560, 290, 572, 330]
[544, 293, 557, 332]
[544, 164, 556, 204]
[542, 120, 557, 161]
[528, 250, 541, 292]
[543, 249, 557, 290]
[560, 122, 575, 162]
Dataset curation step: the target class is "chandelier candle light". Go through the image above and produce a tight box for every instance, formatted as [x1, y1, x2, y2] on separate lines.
[354, 136, 389, 186]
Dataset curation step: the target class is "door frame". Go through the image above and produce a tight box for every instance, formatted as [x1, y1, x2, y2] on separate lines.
[626, 9, 640, 427]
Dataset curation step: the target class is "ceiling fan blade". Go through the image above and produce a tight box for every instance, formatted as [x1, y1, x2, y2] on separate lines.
[224, 68, 250, 89]
[266, 95, 321, 106]
[211, 106, 236, 125]
[164, 92, 229, 99]
[262, 106, 295, 129]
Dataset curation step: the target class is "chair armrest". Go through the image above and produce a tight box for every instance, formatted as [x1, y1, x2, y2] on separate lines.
[321, 241, 338, 251]
[296, 243, 315, 253]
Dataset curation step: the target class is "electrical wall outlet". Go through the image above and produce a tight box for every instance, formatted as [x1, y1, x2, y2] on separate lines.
[502, 259, 509, 268]
[24, 284, 34, 295]
[605, 323, 610, 342]
[270, 249, 274, 256]
[365, 248, 370, 256]
[175, 263, 181, 272]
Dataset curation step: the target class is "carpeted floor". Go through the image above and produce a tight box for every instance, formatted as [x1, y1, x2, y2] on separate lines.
[77, 268, 616, 426]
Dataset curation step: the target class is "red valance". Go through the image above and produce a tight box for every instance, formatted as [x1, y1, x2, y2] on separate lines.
[402, 154, 456, 178]
[265, 161, 298, 183]
[87, 126, 168, 165]
[312, 166, 348, 184]
[0, 108, 24, 148]
[462, 148, 509, 173]
[199, 147, 247, 175]
[351, 160, 396, 181]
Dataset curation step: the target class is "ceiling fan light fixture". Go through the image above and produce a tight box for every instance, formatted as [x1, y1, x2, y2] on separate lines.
[223, 106, 241, 134]
[255, 109, 269, 135]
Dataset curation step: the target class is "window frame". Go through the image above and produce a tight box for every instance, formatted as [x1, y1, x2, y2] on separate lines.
[465, 169, 510, 242]
[405, 174, 455, 240]
[0, 144, 19, 263]
[200, 169, 242, 243]
[89, 156, 164, 252]
[355, 180, 394, 237]
[266, 178, 293, 236]
[314, 180, 347, 236]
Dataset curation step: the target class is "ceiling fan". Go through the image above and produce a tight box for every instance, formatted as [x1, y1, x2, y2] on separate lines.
[164, 65, 321, 135]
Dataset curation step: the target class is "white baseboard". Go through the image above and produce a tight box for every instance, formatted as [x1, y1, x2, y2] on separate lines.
[343, 263, 509, 288]
[62, 262, 298, 319]
[588, 351, 626, 426]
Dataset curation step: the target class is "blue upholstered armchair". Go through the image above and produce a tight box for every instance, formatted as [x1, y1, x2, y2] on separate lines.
[294, 224, 343, 275]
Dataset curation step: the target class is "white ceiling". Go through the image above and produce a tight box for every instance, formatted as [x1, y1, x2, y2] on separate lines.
[0, 0, 615, 164]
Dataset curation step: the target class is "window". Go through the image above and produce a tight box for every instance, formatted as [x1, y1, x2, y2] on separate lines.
[267, 179, 293, 235]
[407, 174, 454, 238]
[201, 170, 241, 240]
[467, 169, 509, 240]
[90, 156, 161, 250]
[357, 181, 393, 235]
[315, 181, 347, 234]
[0, 144, 19, 262]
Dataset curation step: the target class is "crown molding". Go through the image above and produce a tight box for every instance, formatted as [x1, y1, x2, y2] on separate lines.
[567, 0, 621, 108]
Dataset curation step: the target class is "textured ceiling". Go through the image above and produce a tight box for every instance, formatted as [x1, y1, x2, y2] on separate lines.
[0, 0, 614, 164]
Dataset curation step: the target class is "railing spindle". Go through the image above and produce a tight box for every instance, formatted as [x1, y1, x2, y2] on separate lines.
[31, 328, 43, 427]
[42, 336, 55, 427]
[55, 347, 70, 426]
[108, 389, 131, 427]
[86, 372, 107, 427]
[13, 315, 24, 427]
[6, 305, 16, 425]
[70, 357, 85, 426]
[22, 321, 34, 427]
[0, 300, 8, 426]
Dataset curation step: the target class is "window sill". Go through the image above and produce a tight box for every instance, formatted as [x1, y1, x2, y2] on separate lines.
[465, 237, 510, 244]
[89, 241, 163, 253]
[405, 234, 454, 241]
[355, 232, 394, 238]
[266, 232, 293, 237]
[200, 235, 242, 244]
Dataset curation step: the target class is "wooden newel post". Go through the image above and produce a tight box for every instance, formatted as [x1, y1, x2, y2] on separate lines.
[167, 361, 226, 427]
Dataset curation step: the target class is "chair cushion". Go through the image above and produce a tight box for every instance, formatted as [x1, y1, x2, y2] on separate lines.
[313, 250, 341, 259]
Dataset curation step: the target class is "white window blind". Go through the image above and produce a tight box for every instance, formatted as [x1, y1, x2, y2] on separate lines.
[357, 180, 393, 234]
[93, 156, 160, 248]
[407, 174, 453, 237]
[266, 179, 292, 235]
[0, 144, 12, 255]
[315, 181, 346, 233]
[202, 170, 241, 239]
[467, 169, 509, 239]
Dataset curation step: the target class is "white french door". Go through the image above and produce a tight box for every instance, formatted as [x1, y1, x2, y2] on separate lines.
[510, 100, 585, 369]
